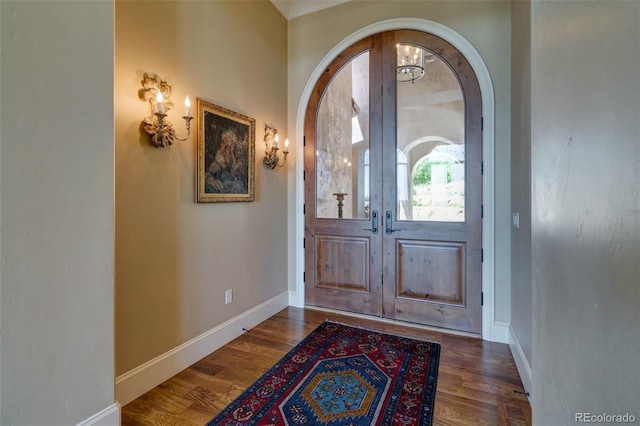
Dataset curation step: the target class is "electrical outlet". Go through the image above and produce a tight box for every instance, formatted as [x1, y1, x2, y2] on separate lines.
[512, 212, 520, 229]
[225, 289, 233, 305]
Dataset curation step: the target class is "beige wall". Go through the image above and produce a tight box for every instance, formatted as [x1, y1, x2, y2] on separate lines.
[115, 0, 288, 375]
[1, 1, 116, 424]
[531, 0, 640, 422]
[287, 1, 512, 322]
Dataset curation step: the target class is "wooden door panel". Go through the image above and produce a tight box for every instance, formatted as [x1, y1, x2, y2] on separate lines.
[393, 297, 477, 332]
[396, 240, 464, 305]
[316, 235, 370, 292]
[304, 34, 384, 316]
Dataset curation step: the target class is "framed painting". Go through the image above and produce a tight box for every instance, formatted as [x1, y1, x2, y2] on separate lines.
[197, 98, 255, 202]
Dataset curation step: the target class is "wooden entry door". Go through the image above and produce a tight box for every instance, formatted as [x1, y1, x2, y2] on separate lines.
[304, 30, 483, 334]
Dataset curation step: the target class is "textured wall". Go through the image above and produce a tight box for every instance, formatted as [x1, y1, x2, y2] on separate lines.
[1, 1, 115, 424]
[115, 0, 287, 376]
[531, 0, 640, 422]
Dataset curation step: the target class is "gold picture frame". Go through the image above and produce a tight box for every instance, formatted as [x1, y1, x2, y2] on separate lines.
[197, 98, 255, 203]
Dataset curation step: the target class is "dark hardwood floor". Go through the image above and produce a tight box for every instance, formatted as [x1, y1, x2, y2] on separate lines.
[121, 307, 531, 425]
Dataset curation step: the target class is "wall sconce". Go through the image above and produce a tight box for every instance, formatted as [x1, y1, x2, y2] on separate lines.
[263, 123, 289, 169]
[139, 75, 193, 148]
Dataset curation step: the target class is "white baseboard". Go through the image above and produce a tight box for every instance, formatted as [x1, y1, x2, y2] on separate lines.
[115, 291, 289, 406]
[509, 324, 533, 398]
[493, 320, 510, 344]
[76, 403, 121, 426]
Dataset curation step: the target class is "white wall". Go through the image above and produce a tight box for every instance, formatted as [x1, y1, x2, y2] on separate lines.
[531, 0, 640, 422]
[510, 0, 532, 388]
[1, 1, 116, 424]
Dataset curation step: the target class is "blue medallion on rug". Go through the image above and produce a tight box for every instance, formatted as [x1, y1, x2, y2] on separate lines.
[207, 321, 440, 425]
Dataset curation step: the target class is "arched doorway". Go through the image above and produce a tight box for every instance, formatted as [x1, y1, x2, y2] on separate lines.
[404, 137, 464, 221]
[303, 29, 483, 334]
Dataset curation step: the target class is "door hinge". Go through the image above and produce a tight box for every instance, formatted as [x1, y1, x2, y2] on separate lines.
[303, 135, 306, 146]
[481, 292, 484, 306]
[303, 271, 306, 283]
[303, 170, 306, 181]
[303, 204, 306, 215]
[481, 161, 484, 175]
[303, 238, 305, 249]
[481, 249, 484, 263]
[481, 204, 484, 219]
[481, 116, 484, 132]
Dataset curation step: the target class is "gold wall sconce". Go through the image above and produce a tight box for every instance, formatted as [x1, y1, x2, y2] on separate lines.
[139, 75, 193, 148]
[263, 123, 289, 169]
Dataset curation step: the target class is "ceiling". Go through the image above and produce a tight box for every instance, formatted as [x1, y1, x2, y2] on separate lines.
[270, 0, 351, 20]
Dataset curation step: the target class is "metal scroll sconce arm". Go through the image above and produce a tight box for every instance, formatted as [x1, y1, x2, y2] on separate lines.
[143, 111, 193, 147]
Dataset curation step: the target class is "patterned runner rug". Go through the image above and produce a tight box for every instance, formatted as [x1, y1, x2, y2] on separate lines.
[207, 321, 440, 425]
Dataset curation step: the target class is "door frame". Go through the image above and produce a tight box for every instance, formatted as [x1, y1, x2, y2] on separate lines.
[290, 18, 499, 342]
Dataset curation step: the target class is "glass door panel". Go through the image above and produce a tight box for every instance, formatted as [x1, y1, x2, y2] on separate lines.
[396, 45, 465, 222]
[316, 52, 370, 219]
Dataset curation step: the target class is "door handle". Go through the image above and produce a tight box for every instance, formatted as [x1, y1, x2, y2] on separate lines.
[363, 210, 379, 234]
[385, 210, 400, 235]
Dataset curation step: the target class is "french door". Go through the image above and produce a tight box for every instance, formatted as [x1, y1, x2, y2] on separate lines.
[304, 30, 483, 334]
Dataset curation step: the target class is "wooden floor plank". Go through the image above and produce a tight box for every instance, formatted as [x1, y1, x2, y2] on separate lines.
[121, 307, 531, 425]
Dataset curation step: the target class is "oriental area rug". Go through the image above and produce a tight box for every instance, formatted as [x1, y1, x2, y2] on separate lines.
[207, 321, 441, 425]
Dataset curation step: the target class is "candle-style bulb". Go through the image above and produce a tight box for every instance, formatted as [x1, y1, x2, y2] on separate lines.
[274, 133, 279, 149]
[156, 91, 164, 112]
[184, 96, 191, 117]
[284, 139, 289, 151]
